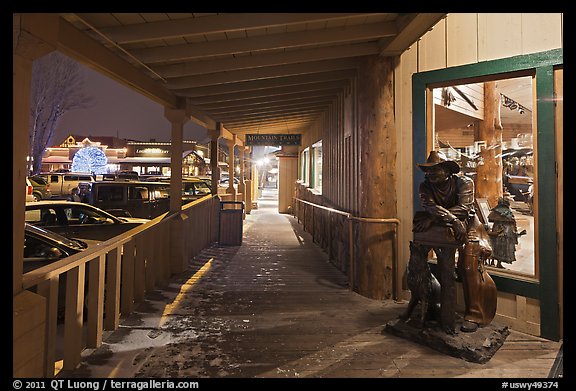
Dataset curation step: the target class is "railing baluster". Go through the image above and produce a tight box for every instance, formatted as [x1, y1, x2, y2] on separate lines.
[121, 240, 135, 315]
[87, 254, 105, 347]
[36, 276, 59, 377]
[105, 249, 121, 331]
[63, 264, 85, 371]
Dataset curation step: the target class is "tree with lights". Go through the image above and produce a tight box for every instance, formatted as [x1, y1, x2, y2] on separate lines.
[72, 146, 108, 175]
[29, 52, 94, 174]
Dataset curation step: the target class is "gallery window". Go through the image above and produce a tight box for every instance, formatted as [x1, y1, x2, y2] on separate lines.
[300, 147, 309, 186]
[312, 141, 323, 193]
[412, 48, 562, 340]
[431, 76, 535, 277]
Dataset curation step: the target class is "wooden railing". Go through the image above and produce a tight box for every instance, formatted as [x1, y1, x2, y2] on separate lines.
[21, 195, 221, 377]
[293, 197, 400, 294]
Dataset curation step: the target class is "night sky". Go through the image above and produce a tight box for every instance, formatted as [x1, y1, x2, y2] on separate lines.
[55, 61, 208, 146]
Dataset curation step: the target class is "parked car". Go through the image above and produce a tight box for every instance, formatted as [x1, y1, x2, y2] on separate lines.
[23, 222, 101, 321]
[25, 200, 150, 241]
[116, 170, 140, 180]
[25, 177, 35, 202]
[218, 176, 240, 188]
[182, 177, 211, 201]
[83, 180, 171, 219]
[23, 222, 98, 273]
[192, 176, 212, 190]
[38, 172, 95, 198]
[28, 175, 52, 201]
[143, 176, 211, 201]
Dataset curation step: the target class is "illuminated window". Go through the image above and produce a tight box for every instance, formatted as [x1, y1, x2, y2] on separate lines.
[432, 76, 535, 277]
[312, 141, 322, 193]
[300, 147, 310, 185]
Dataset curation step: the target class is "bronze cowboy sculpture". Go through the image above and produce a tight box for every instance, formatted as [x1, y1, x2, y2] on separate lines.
[408, 150, 497, 333]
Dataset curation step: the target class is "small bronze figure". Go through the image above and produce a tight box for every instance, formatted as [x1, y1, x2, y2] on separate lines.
[487, 197, 527, 269]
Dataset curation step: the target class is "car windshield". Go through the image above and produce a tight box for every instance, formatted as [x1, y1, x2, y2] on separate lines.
[25, 223, 87, 250]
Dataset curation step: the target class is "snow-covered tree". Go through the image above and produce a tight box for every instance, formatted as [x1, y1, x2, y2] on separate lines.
[29, 52, 94, 174]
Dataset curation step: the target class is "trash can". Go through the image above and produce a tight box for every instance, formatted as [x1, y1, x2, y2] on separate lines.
[219, 201, 245, 245]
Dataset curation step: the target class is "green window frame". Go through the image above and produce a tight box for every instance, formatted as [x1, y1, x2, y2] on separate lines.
[412, 48, 562, 340]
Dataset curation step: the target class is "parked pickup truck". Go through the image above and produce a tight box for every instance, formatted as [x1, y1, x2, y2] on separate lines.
[38, 172, 95, 198]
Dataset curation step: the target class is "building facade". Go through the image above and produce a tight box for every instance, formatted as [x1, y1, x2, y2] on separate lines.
[41, 135, 210, 176]
[295, 13, 563, 341]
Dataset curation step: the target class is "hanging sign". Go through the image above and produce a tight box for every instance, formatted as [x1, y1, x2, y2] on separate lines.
[245, 134, 301, 146]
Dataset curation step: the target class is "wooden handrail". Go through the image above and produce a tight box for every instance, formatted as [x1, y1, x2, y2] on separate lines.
[22, 194, 218, 290]
[19, 194, 220, 376]
[294, 197, 400, 295]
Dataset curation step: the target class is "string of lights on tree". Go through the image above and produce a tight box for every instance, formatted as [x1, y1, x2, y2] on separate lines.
[71, 146, 108, 174]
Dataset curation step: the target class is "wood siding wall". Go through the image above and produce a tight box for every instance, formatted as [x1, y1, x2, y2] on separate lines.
[297, 13, 562, 337]
[396, 13, 563, 334]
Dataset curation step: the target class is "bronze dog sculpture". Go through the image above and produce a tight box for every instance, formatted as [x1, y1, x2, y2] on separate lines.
[400, 241, 441, 328]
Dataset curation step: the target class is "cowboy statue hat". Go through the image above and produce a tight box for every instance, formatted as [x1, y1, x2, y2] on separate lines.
[417, 150, 460, 174]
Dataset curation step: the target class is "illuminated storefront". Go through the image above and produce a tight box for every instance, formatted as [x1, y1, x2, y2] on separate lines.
[41, 135, 208, 176]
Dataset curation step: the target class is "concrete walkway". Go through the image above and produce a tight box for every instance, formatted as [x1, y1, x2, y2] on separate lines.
[63, 188, 562, 379]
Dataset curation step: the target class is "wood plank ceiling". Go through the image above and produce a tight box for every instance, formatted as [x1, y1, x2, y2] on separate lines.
[61, 13, 445, 137]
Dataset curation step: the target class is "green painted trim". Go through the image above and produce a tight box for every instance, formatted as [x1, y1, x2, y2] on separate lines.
[491, 275, 539, 299]
[535, 66, 559, 341]
[412, 48, 562, 341]
[413, 48, 562, 85]
[430, 262, 539, 299]
[412, 76, 427, 211]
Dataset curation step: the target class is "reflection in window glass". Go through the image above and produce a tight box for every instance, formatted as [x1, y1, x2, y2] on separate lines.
[432, 76, 536, 277]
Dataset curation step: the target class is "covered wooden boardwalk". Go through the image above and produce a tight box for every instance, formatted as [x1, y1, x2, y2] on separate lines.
[61, 189, 562, 379]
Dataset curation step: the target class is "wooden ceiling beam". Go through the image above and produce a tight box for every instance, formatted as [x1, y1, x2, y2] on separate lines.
[228, 116, 315, 128]
[227, 121, 314, 133]
[218, 108, 325, 123]
[176, 69, 355, 97]
[201, 95, 337, 113]
[92, 13, 385, 44]
[196, 91, 339, 110]
[21, 14, 179, 108]
[208, 101, 333, 117]
[165, 58, 359, 89]
[153, 42, 379, 77]
[379, 13, 446, 55]
[187, 81, 348, 104]
[130, 22, 396, 63]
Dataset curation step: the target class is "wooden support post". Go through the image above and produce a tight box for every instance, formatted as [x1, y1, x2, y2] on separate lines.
[244, 147, 253, 214]
[476, 81, 503, 206]
[165, 107, 188, 274]
[165, 107, 188, 214]
[226, 137, 237, 199]
[238, 146, 246, 210]
[13, 13, 58, 296]
[209, 129, 220, 195]
[356, 56, 397, 300]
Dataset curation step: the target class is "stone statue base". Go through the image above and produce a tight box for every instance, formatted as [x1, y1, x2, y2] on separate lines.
[383, 312, 510, 364]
